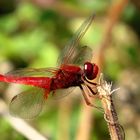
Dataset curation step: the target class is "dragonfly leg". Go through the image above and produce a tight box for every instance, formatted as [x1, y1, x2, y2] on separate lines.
[82, 90, 94, 106]
[82, 75, 97, 86]
[81, 75, 99, 92]
[44, 90, 50, 99]
[85, 85, 103, 100]
[80, 85, 103, 112]
[81, 75, 103, 99]
[86, 85, 97, 95]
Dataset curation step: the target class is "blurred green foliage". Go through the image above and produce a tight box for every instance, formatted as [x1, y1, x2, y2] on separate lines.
[0, 119, 26, 140]
[0, 0, 140, 140]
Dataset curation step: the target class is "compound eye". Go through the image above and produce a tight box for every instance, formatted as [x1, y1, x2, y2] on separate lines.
[84, 62, 99, 80]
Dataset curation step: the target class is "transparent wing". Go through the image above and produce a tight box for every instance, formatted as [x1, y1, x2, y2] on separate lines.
[71, 45, 92, 66]
[6, 67, 59, 77]
[9, 87, 45, 119]
[58, 14, 95, 65]
[50, 87, 76, 100]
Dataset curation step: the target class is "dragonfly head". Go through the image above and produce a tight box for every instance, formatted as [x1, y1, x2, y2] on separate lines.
[83, 62, 99, 80]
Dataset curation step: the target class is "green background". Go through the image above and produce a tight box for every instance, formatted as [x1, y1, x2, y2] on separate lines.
[0, 0, 140, 140]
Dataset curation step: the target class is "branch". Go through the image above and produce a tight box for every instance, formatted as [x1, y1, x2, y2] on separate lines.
[97, 74, 124, 140]
[97, 0, 128, 69]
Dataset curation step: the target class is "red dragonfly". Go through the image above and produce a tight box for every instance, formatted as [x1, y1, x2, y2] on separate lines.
[0, 14, 99, 119]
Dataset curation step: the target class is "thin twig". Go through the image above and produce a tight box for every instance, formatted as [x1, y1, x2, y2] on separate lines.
[97, 74, 124, 140]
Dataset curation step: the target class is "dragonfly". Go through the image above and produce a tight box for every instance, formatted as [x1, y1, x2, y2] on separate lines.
[0, 14, 99, 119]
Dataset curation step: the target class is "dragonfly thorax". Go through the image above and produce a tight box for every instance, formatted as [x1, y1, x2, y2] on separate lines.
[51, 65, 83, 90]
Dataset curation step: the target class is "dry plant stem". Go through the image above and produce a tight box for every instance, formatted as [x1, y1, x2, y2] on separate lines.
[98, 0, 128, 68]
[97, 74, 124, 140]
[102, 96, 123, 140]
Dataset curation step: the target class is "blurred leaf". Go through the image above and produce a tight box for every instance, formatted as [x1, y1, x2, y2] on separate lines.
[31, 42, 59, 67]
[16, 2, 40, 21]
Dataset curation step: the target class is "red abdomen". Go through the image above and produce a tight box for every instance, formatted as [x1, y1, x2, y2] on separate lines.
[0, 74, 52, 89]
